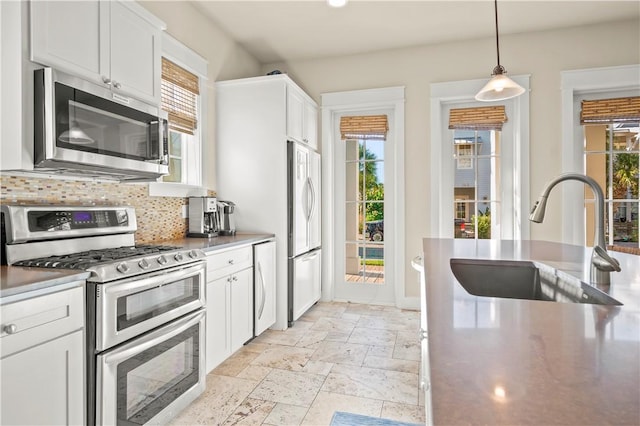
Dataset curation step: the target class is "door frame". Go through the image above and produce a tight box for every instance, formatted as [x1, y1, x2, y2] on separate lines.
[321, 87, 407, 308]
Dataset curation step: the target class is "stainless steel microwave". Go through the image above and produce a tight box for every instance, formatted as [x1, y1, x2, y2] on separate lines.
[34, 68, 169, 181]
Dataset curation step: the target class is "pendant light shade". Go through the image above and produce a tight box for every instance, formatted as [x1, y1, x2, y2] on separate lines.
[475, 0, 525, 102]
[58, 121, 95, 145]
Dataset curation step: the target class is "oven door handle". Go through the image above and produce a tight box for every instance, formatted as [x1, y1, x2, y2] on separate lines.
[106, 262, 205, 298]
[101, 309, 204, 365]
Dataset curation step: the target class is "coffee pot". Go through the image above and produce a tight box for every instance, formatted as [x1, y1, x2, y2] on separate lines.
[217, 201, 236, 236]
[187, 197, 219, 237]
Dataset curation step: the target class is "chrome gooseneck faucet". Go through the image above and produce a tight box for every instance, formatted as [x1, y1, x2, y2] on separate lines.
[529, 173, 621, 286]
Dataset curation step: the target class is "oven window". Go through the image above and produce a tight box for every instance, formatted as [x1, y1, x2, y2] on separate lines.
[117, 323, 200, 424]
[116, 276, 199, 331]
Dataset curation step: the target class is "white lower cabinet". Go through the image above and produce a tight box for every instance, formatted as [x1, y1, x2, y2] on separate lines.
[254, 240, 276, 336]
[205, 246, 254, 373]
[0, 284, 85, 425]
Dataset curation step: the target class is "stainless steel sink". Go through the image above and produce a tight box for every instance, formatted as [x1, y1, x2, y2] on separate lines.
[450, 258, 622, 306]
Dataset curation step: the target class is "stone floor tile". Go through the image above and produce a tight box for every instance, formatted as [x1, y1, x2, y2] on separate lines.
[249, 369, 325, 407]
[393, 330, 421, 361]
[250, 345, 315, 371]
[301, 391, 382, 426]
[321, 364, 419, 405]
[236, 365, 273, 382]
[263, 403, 309, 426]
[368, 345, 395, 358]
[214, 350, 261, 377]
[310, 317, 358, 334]
[381, 401, 426, 424]
[363, 355, 420, 374]
[348, 326, 397, 346]
[222, 398, 277, 426]
[252, 328, 306, 346]
[310, 340, 369, 366]
[169, 375, 259, 425]
[295, 330, 329, 349]
[357, 314, 420, 331]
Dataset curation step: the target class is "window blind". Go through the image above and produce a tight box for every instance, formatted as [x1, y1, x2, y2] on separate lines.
[580, 97, 640, 124]
[161, 58, 199, 135]
[340, 115, 388, 140]
[448, 106, 507, 131]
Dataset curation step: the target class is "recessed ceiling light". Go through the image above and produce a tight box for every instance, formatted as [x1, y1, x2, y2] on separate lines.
[327, 0, 347, 8]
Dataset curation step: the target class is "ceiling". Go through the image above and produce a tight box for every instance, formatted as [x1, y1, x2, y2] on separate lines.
[191, 1, 640, 64]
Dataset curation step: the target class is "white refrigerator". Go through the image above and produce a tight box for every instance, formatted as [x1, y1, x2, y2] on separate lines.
[288, 141, 322, 325]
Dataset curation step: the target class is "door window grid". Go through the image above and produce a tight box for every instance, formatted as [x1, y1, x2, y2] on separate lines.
[345, 138, 385, 284]
[453, 130, 501, 239]
[584, 122, 639, 248]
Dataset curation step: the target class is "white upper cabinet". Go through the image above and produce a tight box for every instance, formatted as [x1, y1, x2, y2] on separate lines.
[286, 86, 318, 149]
[30, 0, 164, 105]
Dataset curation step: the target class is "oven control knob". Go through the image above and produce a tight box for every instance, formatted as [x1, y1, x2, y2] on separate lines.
[138, 259, 151, 270]
[174, 253, 184, 262]
[116, 262, 130, 274]
[188, 250, 200, 259]
[157, 255, 168, 265]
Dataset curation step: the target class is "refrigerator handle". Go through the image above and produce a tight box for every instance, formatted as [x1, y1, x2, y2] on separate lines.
[306, 177, 313, 221]
[308, 176, 316, 220]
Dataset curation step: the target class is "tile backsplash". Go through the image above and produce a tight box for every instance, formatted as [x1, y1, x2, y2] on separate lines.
[0, 174, 210, 244]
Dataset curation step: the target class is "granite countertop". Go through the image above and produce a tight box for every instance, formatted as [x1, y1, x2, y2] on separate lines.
[163, 233, 275, 253]
[0, 266, 89, 303]
[1, 233, 274, 301]
[421, 238, 640, 425]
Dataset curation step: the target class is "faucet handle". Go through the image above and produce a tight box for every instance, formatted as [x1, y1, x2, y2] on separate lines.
[593, 245, 621, 272]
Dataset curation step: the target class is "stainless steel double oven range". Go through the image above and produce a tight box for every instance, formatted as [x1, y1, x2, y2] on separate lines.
[1, 205, 206, 425]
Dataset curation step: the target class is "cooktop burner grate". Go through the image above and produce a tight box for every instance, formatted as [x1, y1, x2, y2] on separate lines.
[14, 245, 182, 269]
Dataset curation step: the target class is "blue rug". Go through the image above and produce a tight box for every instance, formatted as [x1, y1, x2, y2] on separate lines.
[330, 411, 423, 426]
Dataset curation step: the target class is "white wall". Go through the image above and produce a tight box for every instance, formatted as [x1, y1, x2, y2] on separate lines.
[261, 19, 640, 298]
[141, 1, 262, 190]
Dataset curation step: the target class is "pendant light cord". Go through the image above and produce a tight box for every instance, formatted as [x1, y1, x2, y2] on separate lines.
[494, 0, 501, 70]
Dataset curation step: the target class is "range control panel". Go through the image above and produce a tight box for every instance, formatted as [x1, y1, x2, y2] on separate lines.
[27, 209, 129, 232]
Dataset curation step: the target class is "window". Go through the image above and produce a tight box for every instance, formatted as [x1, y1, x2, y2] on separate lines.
[149, 33, 208, 197]
[582, 97, 639, 249]
[161, 57, 200, 185]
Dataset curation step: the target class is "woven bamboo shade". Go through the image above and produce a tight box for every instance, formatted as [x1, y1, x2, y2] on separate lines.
[340, 115, 388, 140]
[580, 97, 640, 124]
[161, 58, 199, 135]
[448, 106, 507, 130]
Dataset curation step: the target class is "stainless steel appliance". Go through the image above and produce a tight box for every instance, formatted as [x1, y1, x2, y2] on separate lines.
[188, 197, 219, 237]
[34, 67, 169, 181]
[1, 205, 206, 425]
[217, 200, 237, 236]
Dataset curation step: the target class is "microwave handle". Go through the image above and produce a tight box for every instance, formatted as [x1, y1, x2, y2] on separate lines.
[153, 119, 169, 165]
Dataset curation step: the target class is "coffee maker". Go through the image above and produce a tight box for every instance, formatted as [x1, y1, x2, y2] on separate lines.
[217, 201, 236, 236]
[187, 197, 219, 237]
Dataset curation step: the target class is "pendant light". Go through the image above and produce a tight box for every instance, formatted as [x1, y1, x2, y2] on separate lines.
[58, 100, 95, 145]
[475, 0, 525, 102]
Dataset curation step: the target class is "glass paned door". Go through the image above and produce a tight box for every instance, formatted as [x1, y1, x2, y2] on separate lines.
[345, 138, 385, 284]
[452, 130, 501, 239]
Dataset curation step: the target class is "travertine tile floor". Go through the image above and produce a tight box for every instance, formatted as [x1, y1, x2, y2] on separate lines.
[170, 301, 425, 425]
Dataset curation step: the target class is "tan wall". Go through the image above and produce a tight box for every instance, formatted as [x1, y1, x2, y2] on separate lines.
[259, 19, 640, 298]
[141, 1, 262, 191]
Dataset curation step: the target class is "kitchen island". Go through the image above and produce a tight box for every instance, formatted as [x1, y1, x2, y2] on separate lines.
[420, 238, 639, 425]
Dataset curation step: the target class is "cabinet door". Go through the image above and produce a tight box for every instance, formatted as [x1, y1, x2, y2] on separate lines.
[254, 241, 276, 336]
[109, 1, 161, 104]
[206, 276, 230, 373]
[30, 0, 108, 84]
[303, 101, 318, 149]
[230, 267, 254, 352]
[1, 329, 84, 425]
[286, 88, 304, 143]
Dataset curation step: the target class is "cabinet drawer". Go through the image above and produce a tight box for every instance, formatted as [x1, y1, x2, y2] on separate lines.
[207, 246, 253, 280]
[1, 285, 84, 358]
